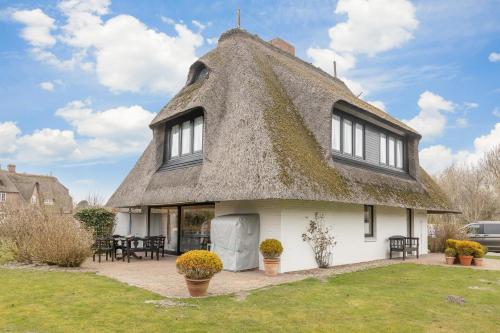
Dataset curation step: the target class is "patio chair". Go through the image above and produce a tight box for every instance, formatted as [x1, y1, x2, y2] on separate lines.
[93, 238, 114, 263]
[144, 236, 160, 261]
[157, 235, 166, 257]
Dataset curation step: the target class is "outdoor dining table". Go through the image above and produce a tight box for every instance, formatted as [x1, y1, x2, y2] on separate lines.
[114, 236, 161, 263]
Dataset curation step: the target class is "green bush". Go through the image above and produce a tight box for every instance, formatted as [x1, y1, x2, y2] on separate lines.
[444, 247, 457, 257]
[74, 207, 116, 238]
[259, 239, 283, 259]
[456, 240, 478, 256]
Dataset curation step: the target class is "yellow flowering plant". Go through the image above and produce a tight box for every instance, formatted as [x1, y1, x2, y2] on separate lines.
[176, 250, 223, 279]
[259, 239, 283, 259]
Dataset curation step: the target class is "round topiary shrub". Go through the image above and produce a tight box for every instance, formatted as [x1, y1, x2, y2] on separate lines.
[176, 250, 223, 280]
[456, 240, 477, 256]
[444, 247, 457, 257]
[259, 239, 283, 259]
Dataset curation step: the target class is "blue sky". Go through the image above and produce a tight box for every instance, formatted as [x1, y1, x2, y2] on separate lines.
[0, 0, 499, 202]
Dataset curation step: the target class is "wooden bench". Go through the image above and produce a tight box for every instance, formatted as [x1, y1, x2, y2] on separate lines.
[389, 236, 419, 260]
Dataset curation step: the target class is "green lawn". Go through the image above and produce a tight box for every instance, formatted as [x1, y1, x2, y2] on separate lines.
[1, 264, 499, 333]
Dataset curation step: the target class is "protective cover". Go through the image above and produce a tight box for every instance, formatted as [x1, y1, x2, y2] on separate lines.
[210, 214, 260, 271]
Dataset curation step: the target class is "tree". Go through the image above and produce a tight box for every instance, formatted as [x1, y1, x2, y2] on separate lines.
[74, 207, 116, 238]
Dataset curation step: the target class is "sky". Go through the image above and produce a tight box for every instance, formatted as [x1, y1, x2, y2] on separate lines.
[0, 0, 499, 202]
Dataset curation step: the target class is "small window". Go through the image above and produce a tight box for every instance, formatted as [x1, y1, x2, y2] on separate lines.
[396, 139, 403, 169]
[31, 195, 37, 204]
[164, 113, 204, 167]
[467, 224, 481, 235]
[355, 123, 363, 158]
[0, 192, 6, 203]
[380, 133, 387, 164]
[343, 119, 352, 155]
[181, 121, 192, 155]
[193, 116, 203, 152]
[331, 115, 341, 151]
[364, 205, 374, 237]
[44, 198, 54, 205]
[170, 125, 180, 158]
[388, 137, 395, 167]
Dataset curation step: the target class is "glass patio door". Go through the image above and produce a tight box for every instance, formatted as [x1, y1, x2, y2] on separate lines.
[150, 207, 178, 253]
[180, 205, 214, 253]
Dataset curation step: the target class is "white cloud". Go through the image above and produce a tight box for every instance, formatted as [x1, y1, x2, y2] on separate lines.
[16, 128, 78, 162]
[420, 122, 500, 174]
[308, 0, 418, 96]
[493, 107, 500, 118]
[0, 122, 21, 154]
[12, 0, 205, 95]
[404, 91, 454, 139]
[0, 100, 156, 164]
[329, 0, 418, 56]
[11, 9, 56, 47]
[489, 52, 500, 62]
[419, 145, 454, 175]
[39, 81, 55, 91]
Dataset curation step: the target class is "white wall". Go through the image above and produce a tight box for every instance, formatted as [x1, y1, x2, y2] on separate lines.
[215, 200, 428, 273]
[115, 209, 148, 236]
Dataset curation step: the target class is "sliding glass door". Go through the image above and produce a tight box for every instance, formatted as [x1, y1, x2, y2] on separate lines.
[150, 207, 178, 253]
[180, 205, 214, 253]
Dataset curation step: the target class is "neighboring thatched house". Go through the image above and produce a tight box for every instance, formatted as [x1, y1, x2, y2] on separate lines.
[0, 164, 73, 214]
[107, 29, 454, 272]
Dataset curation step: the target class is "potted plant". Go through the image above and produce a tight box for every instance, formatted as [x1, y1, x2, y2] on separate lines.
[473, 245, 488, 266]
[456, 241, 475, 266]
[259, 239, 283, 276]
[176, 250, 223, 297]
[444, 247, 457, 265]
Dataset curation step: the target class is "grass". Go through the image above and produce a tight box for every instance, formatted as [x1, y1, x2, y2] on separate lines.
[486, 255, 500, 260]
[1, 264, 499, 332]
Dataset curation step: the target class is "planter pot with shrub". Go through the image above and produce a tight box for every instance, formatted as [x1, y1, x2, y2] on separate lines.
[473, 245, 488, 267]
[456, 241, 477, 266]
[176, 250, 223, 297]
[444, 247, 457, 265]
[259, 239, 283, 276]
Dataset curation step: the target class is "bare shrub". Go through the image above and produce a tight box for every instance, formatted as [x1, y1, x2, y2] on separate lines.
[428, 216, 467, 253]
[302, 213, 336, 268]
[0, 205, 94, 267]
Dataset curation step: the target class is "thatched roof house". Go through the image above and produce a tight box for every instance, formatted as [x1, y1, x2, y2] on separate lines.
[0, 164, 72, 214]
[108, 29, 454, 272]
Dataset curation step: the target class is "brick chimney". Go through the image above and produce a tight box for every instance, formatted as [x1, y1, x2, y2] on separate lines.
[7, 164, 16, 173]
[270, 38, 295, 56]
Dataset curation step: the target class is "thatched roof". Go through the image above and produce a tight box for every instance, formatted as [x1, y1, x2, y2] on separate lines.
[1, 169, 73, 213]
[107, 28, 454, 213]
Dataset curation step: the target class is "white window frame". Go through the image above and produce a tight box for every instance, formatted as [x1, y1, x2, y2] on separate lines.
[380, 133, 387, 165]
[342, 119, 353, 155]
[388, 136, 395, 167]
[31, 195, 37, 205]
[165, 114, 204, 165]
[331, 115, 341, 151]
[181, 120, 192, 156]
[170, 125, 180, 158]
[355, 123, 364, 158]
[396, 139, 403, 169]
[193, 116, 204, 152]
[0, 192, 6, 203]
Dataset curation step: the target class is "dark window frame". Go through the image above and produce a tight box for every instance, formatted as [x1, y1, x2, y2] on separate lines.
[364, 205, 375, 238]
[332, 111, 365, 161]
[379, 130, 406, 171]
[161, 108, 204, 170]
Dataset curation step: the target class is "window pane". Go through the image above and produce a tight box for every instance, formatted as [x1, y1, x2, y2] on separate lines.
[380, 134, 386, 164]
[355, 123, 363, 158]
[484, 224, 500, 234]
[193, 116, 203, 152]
[364, 206, 374, 237]
[388, 137, 395, 166]
[396, 139, 403, 169]
[170, 125, 179, 158]
[343, 119, 352, 155]
[332, 115, 341, 151]
[181, 121, 191, 155]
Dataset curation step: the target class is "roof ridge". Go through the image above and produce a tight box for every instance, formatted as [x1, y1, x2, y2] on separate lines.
[219, 28, 351, 92]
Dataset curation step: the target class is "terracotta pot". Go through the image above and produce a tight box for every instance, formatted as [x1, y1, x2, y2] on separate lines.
[263, 258, 280, 276]
[185, 277, 211, 297]
[458, 255, 473, 266]
[445, 256, 455, 265]
[474, 258, 484, 266]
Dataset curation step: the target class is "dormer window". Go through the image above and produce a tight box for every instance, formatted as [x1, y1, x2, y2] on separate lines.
[187, 62, 208, 86]
[162, 109, 204, 170]
[332, 108, 407, 174]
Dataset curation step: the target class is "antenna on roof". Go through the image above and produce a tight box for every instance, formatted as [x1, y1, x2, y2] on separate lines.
[357, 92, 363, 98]
[237, 8, 241, 28]
[333, 60, 337, 78]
